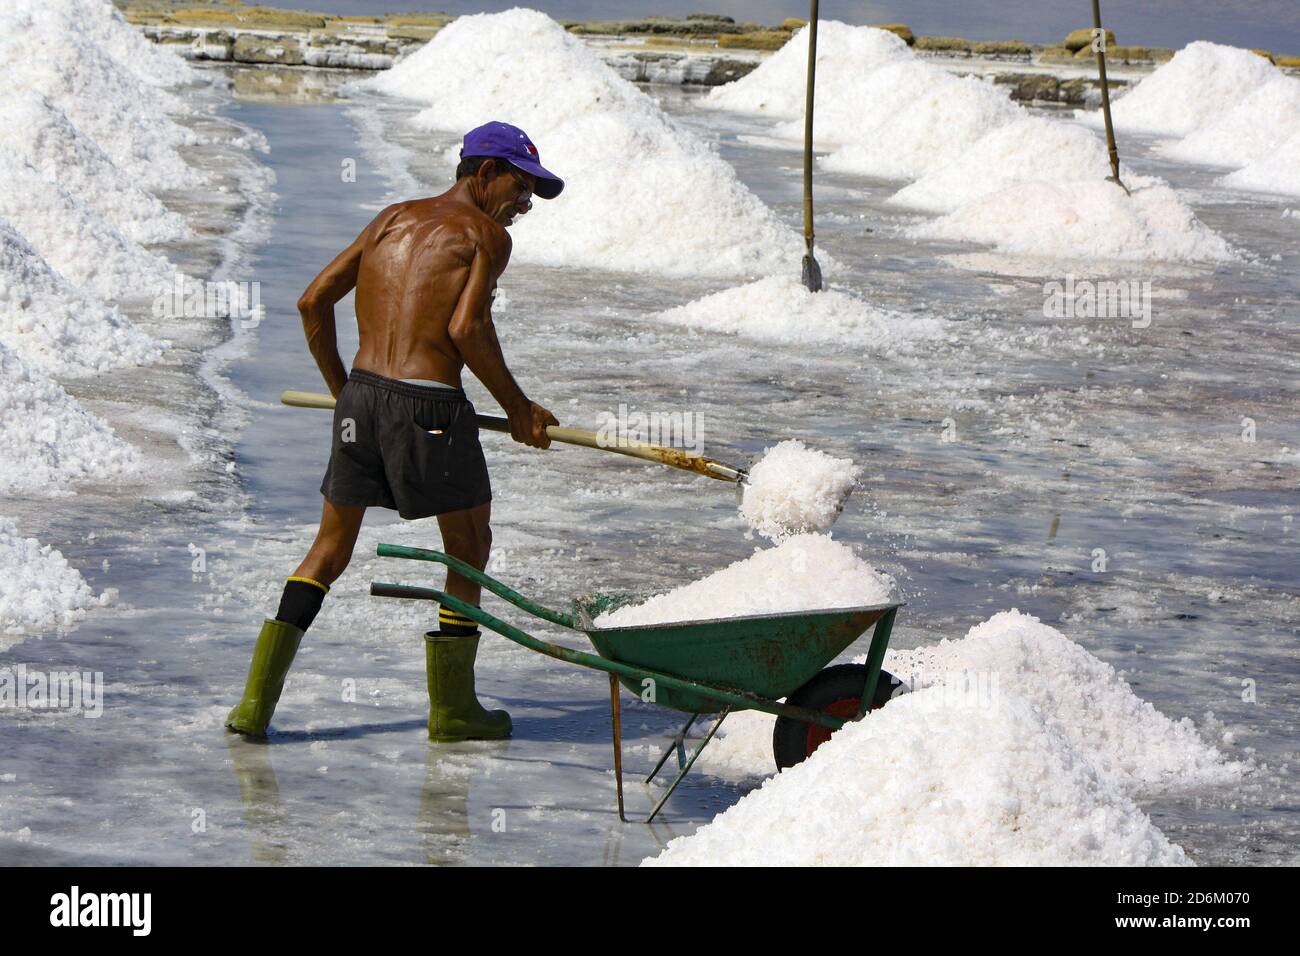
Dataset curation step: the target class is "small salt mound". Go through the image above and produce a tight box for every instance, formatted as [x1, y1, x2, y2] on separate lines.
[1102, 41, 1279, 137]
[645, 686, 1191, 866]
[909, 177, 1236, 263]
[1, 164, 173, 302]
[593, 534, 893, 628]
[703, 21, 909, 118]
[651, 274, 945, 348]
[890, 117, 1115, 214]
[812, 65, 1021, 181]
[1161, 75, 1300, 170]
[701, 610, 1241, 794]
[0, 343, 139, 494]
[0, 516, 104, 639]
[1219, 129, 1300, 197]
[0, 89, 192, 245]
[740, 440, 860, 540]
[0, 220, 162, 376]
[362, 9, 800, 278]
[0, 11, 203, 192]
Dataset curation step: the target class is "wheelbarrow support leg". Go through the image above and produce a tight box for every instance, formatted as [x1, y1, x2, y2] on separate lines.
[646, 707, 730, 824]
[608, 674, 628, 823]
[858, 607, 897, 717]
[645, 713, 698, 784]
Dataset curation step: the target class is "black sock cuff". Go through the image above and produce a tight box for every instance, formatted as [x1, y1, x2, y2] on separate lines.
[276, 578, 328, 631]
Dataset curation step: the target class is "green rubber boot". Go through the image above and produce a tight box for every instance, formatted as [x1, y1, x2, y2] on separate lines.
[425, 631, 512, 742]
[226, 619, 304, 738]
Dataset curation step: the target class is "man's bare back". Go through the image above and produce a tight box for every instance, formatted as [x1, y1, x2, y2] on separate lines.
[298, 158, 556, 447]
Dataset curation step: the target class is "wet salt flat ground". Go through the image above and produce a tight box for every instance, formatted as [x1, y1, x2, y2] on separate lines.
[2, 68, 1296, 865]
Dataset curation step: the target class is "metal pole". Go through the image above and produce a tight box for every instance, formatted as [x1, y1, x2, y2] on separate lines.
[801, 0, 823, 291]
[1092, 0, 1128, 193]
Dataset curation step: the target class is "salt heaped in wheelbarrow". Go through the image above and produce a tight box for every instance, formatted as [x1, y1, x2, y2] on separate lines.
[740, 440, 861, 540]
[593, 533, 894, 628]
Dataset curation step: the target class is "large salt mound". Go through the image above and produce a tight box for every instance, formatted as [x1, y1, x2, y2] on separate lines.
[0, 343, 139, 494]
[1102, 42, 1279, 137]
[890, 117, 1115, 214]
[645, 686, 1191, 866]
[740, 440, 860, 540]
[362, 9, 801, 277]
[23, 0, 198, 89]
[701, 610, 1242, 795]
[2, 164, 173, 302]
[593, 534, 893, 628]
[0, 11, 203, 192]
[703, 21, 908, 118]
[651, 274, 945, 348]
[0, 89, 192, 245]
[811, 64, 1021, 181]
[1219, 129, 1300, 197]
[0, 516, 104, 640]
[1161, 76, 1300, 169]
[909, 177, 1236, 263]
[0, 220, 162, 376]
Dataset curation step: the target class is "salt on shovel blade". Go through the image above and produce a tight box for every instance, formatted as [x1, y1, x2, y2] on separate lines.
[738, 440, 861, 540]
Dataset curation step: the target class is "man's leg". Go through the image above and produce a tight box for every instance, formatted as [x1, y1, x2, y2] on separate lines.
[425, 501, 509, 741]
[227, 500, 366, 737]
[434, 501, 491, 632]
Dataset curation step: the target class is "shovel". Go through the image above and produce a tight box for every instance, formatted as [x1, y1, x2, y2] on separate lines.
[279, 390, 749, 484]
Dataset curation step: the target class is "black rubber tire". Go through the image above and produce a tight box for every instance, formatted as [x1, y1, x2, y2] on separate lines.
[772, 664, 903, 771]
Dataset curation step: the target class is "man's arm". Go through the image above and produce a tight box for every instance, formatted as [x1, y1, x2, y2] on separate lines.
[447, 236, 557, 448]
[298, 225, 368, 398]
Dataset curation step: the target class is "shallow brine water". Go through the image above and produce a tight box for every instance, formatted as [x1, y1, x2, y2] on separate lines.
[1, 65, 1296, 866]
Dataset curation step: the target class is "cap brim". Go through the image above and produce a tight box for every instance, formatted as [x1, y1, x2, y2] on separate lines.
[507, 158, 564, 199]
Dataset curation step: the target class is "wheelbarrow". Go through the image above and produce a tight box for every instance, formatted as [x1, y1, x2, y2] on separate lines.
[370, 544, 904, 822]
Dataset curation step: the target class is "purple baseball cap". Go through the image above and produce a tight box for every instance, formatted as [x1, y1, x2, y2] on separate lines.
[460, 121, 564, 200]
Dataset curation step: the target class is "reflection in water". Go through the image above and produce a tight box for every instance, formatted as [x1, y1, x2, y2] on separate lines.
[417, 746, 473, 866]
[226, 736, 289, 865]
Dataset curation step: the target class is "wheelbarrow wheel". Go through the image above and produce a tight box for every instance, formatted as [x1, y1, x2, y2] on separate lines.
[772, 664, 902, 771]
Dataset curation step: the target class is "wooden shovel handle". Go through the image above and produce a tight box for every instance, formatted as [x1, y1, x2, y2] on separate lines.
[278, 390, 743, 482]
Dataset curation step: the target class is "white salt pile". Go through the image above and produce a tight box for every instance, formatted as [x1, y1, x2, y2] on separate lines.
[0, 8, 204, 192]
[0, 343, 139, 495]
[0, 220, 162, 377]
[644, 687, 1191, 866]
[654, 611, 1242, 865]
[0, 89, 193, 245]
[1102, 42, 1280, 137]
[812, 64, 1022, 181]
[890, 117, 1114, 214]
[593, 534, 893, 628]
[704, 21, 909, 119]
[2, 163, 174, 302]
[739, 440, 860, 540]
[0, 517, 105, 641]
[699, 610, 1242, 792]
[909, 177, 1236, 263]
[703, 21, 1231, 265]
[1220, 129, 1300, 197]
[49, 0, 198, 89]
[1160, 75, 1300, 171]
[887, 610, 1245, 790]
[362, 9, 801, 277]
[651, 274, 945, 348]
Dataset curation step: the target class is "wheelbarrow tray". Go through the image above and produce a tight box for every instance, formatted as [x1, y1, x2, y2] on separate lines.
[576, 600, 896, 713]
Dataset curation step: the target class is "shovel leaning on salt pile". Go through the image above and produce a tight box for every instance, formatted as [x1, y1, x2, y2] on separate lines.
[280, 390, 859, 535]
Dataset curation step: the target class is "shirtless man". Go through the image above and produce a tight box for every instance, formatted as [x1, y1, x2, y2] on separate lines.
[226, 122, 562, 741]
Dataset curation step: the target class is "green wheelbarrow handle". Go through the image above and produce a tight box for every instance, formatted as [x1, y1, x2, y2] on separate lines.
[375, 544, 578, 629]
[369, 580, 850, 731]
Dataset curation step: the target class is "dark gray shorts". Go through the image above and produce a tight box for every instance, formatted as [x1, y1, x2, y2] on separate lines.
[319, 369, 491, 520]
